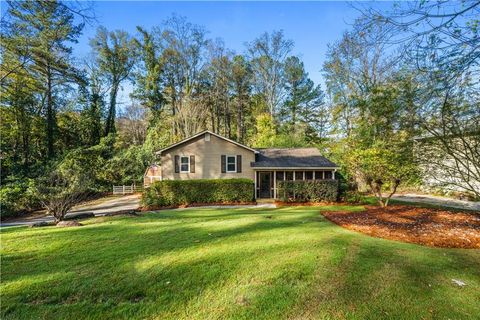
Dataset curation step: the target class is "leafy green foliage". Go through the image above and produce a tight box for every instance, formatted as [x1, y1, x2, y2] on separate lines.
[142, 179, 254, 207]
[100, 145, 152, 186]
[343, 190, 369, 204]
[346, 140, 418, 207]
[0, 179, 39, 219]
[277, 180, 339, 202]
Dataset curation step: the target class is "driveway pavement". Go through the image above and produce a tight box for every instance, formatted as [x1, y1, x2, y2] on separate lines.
[1, 194, 141, 228]
[392, 193, 480, 211]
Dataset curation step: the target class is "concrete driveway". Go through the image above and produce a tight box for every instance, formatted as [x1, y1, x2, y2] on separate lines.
[392, 193, 480, 211]
[1, 194, 141, 228]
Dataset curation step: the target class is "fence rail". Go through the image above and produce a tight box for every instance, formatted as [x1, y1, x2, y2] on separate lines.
[112, 185, 143, 195]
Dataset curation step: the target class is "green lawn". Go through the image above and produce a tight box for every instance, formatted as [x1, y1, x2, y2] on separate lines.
[2, 206, 479, 320]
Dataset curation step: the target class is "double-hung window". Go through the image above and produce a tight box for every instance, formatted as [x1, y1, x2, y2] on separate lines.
[180, 156, 190, 173]
[226, 155, 236, 172]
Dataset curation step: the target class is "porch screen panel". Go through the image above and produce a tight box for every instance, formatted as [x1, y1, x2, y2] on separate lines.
[276, 171, 284, 182]
[295, 171, 303, 180]
[314, 171, 323, 180]
[285, 171, 294, 180]
[324, 171, 333, 179]
[305, 171, 313, 180]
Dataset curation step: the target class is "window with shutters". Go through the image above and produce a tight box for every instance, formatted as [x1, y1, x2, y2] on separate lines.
[226, 155, 236, 172]
[180, 156, 190, 172]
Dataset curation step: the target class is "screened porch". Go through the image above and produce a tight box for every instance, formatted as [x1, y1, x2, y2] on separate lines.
[254, 169, 336, 199]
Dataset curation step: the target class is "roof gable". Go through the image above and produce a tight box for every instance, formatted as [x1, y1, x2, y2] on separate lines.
[156, 130, 258, 155]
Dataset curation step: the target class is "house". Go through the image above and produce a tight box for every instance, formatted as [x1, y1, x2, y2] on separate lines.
[414, 133, 480, 198]
[144, 130, 339, 199]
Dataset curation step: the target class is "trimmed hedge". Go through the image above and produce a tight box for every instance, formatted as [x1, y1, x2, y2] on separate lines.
[277, 180, 339, 203]
[142, 178, 254, 208]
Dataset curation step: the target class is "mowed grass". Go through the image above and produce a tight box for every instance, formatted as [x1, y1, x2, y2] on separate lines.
[1, 206, 479, 320]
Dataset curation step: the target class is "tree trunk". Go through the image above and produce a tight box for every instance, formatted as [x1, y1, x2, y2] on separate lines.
[236, 97, 244, 143]
[104, 83, 118, 136]
[46, 66, 55, 158]
[90, 93, 101, 145]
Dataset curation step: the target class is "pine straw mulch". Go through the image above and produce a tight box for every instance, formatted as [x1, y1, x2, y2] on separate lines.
[322, 205, 480, 249]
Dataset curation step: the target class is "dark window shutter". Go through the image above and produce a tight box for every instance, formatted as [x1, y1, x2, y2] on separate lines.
[221, 155, 226, 173]
[237, 155, 242, 173]
[174, 155, 179, 173]
[190, 155, 195, 173]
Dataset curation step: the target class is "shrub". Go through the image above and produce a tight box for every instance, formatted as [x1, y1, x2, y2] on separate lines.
[277, 180, 339, 203]
[142, 179, 254, 208]
[0, 179, 40, 220]
[343, 190, 368, 204]
[35, 171, 90, 223]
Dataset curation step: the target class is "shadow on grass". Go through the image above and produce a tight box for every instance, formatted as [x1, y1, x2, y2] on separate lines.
[2, 206, 479, 319]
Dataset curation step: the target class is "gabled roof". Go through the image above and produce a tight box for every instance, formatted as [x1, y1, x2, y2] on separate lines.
[251, 148, 338, 168]
[155, 130, 258, 155]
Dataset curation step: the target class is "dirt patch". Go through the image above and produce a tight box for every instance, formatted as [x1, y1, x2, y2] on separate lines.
[322, 205, 480, 249]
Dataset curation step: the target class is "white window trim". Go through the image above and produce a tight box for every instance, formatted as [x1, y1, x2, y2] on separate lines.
[180, 156, 190, 173]
[226, 155, 237, 173]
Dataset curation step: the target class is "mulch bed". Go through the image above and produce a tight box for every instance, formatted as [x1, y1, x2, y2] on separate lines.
[322, 205, 480, 249]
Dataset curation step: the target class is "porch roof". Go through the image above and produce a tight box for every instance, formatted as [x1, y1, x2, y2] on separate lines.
[251, 148, 338, 169]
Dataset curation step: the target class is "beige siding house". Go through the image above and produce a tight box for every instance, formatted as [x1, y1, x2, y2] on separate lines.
[144, 130, 339, 199]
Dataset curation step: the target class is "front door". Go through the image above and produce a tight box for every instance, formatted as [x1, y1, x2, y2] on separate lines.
[259, 172, 272, 198]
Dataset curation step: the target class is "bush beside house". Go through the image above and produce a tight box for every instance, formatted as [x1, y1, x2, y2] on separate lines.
[277, 180, 339, 203]
[142, 179, 254, 208]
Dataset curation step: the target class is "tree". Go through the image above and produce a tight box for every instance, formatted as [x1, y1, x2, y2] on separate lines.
[80, 58, 106, 146]
[247, 30, 293, 117]
[0, 52, 39, 175]
[348, 141, 417, 207]
[203, 40, 234, 137]
[90, 27, 137, 136]
[117, 101, 148, 147]
[282, 56, 326, 141]
[359, 1, 480, 195]
[323, 19, 393, 137]
[160, 15, 209, 139]
[231, 55, 252, 143]
[35, 170, 88, 223]
[251, 113, 277, 147]
[3, 0, 85, 158]
[133, 26, 165, 116]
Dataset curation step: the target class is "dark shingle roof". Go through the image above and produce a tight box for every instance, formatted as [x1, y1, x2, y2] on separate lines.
[251, 148, 338, 168]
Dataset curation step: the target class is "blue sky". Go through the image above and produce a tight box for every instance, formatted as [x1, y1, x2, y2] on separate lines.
[76, 1, 393, 86]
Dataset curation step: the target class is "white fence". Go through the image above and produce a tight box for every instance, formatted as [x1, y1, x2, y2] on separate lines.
[112, 185, 143, 195]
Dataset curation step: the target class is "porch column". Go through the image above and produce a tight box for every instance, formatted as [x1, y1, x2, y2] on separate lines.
[254, 171, 257, 199]
[273, 170, 277, 199]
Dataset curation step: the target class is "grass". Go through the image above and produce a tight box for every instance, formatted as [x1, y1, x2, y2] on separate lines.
[1, 205, 479, 319]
